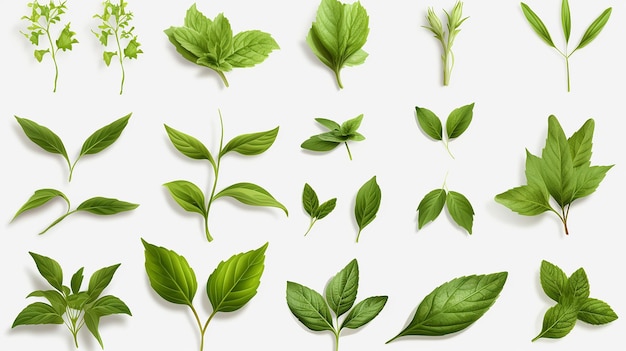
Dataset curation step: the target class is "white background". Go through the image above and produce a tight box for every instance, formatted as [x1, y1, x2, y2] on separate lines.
[1, 0, 623, 350]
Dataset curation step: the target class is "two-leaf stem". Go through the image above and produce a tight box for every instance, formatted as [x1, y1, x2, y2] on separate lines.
[304, 217, 317, 236]
[202, 111, 226, 242]
[190, 305, 217, 351]
[554, 47, 576, 92]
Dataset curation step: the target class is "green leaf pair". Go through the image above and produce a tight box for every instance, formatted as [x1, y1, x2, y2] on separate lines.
[533, 260, 617, 341]
[143, 240, 267, 351]
[164, 111, 287, 242]
[15, 114, 131, 182]
[13, 188, 138, 234]
[301, 114, 365, 160]
[417, 187, 474, 234]
[415, 103, 474, 158]
[495, 116, 612, 235]
[286, 259, 387, 351]
[165, 4, 279, 87]
[521, 0, 611, 91]
[387, 272, 507, 343]
[355, 176, 382, 242]
[12, 252, 131, 349]
[306, 0, 370, 89]
[302, 183, 337, 236]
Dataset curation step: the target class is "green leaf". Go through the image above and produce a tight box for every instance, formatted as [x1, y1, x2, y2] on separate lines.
[561, 0, 571, 43]
[388, 272, 508, 341]
[344, 49, 368, 66]
[568, 119, 594, 168]
[103, 51, 117, 66]
[13, 189, 69, 220]
[87, 264, 121, 302]
[12, 302, 64, 327]
[84, 310, 104, 348]
[317, 131, 349, 143]
[15, 116, 69, 163]
[301, 136, 339, 152]
[227, 30, 280, 67]
[532, 304, 578, 341]
[521, 3, 555, 47]
[67, 291, 90, 309]
[540, 260, 568, 303]
[34, 49, 49, 62]
[214, 182, 288, 216]
[164, 27, 200, 64]
[341, 296, 388, 330]
[172, 27, 210, 58]
[164, 180, 207, 216]
[445, 191, 474, 234]
[142, 239, 197, 306]
[206, 13, 234, 63]
[184, 3, 212, 33]
[541, 116, 575, 207]
[164, 124, 215, 166]
[286, 281, 334, 332]
[315, 118, 341, 130]
[302, 183, 319, 217]
[56, 23, 78, 51]
[415, 106, 443, 141]
[27, 290, 66, 316]
[571, 165, 612, 201]
[416, 189, 447, 229]
[88, 295, 132, 317]
[445, 103, 474, 139]
[76, 197, 139, 215]
[29, 252, 64, 292]
[123, 38, 142, 59]
[79, 113, 131, 158]
[71, 267, 84, 294]
[306, 29, 333, 69]
[220, 126, 279, 157]
[315, 199, 336, 220]
[562, 268, 590, 307]
[207, 242, 267, 313]
[355, 176, 382, 240]
[340, 114, 363, 135]
[577, 298, 618, 325]
[325, 259, 359, 317]
[495, 185, 553, 216]
[524, 150, 547, 190]
[575, 8, 612, 51]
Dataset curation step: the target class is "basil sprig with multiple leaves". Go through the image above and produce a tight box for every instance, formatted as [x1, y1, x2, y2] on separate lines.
[164, 111, 287, 242]
[302, 183, 337, 236]
[495, 116, 612, 235]
[286, 259, 387, 351]
[417, 179, 474, 234]
[165, 4, 279, 87]
[15, 114, 132, 182]
[12, 252, 131, 349]
[533, 260, 617, 341]
[415, 103, 474, 158]
[521, 0, 611, 91]
[301, 114, 365, 160]
[387, 272, 507, 343]
[143, 240, 267, 351]
[307, 0, 370, 89]
[354, 176, 381, 242]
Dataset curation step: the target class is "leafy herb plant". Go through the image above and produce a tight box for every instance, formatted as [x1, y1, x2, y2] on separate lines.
[12, 252, 131, 348]
[93, 0, 143, 95]
[387, 272, 507, 343]
[301, 114, 365, 160]
[521, 0, 611, 91]
[164, 111, 287, 242]
[417, 176, 474, 234]
[424, 1, 468, 86]
[143, 240, 267, 351]
[495, 116, 612, 235]
[286, 259, 387, 351]
[302, 183, 337, 236]
[533, 260, 617, 341]
[12, 188, 138, 234]
[307, 0, 370, 89]
[21, 0, 78, 92]
[165, 4, 279, 87]
[15, 114, 131, 182]
[354, 176, 381, 242]
[415, 103, 474, 158]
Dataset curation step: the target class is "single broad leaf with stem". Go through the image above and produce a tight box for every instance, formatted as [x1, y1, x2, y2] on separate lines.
[415, 103, 474, 158]
[354, 176, 381, 243]
[301, 115, 366, 160]
[302, 183, 337, 236]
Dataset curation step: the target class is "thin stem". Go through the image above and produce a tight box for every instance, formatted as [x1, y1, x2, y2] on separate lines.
[344, 142, 353, 160]
[68, 158, 78, 182]
[39, 210, 76, 235]
[442, 140, 455, 159]
[189, 305, 206, 351]
[45, 27, 59, 92]
[561, 205, 570, 235]
[334, 329, 340, 351]
[565, 55, 570, 92]
[204, 112, 225, 242]
[356, 228, 362, 243]
[304, 218, 317, 236]
[215, 70, 229, 87]
[334, 68, 344, 89]
[114, 25, 125, 95]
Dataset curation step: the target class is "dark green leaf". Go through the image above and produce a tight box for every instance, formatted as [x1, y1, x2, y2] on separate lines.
[220, 126, 279, 157]
[521, 3, 555, 47]
[315, 199, 336, 220]
[315, 118, 340, 130]
[71, 267, 84, 294]
[27, 290, 66, 315]
[541, 116, 575, 206]
[76, 197, 139, 215]
[88, 295, 132, 317]
[495, 185, 553, 216]
[562, 268, 589, 307]
[561, 0, 571, 43]
[355, 176, 382, 239]
[445, 103, 474, 139]
[84, 310, 104, 348]
[532, 304, 578, 341]
[524, 150, 547, 190]
[164, 180, 207, 216]
[15, 116, 69, 162]
[415, 106, 442, 141]
[301, 136, 339, 152]
[67, 292, 90, 309]
[575, 8, 612, 51]
[79, 113, 131, 158]
[540, 260, 568, 303]
[571, 165, 612, 201]
[214, 182, 288, 216]
[29, 252, 63, 292]
[446, 191, 474, 234]
[325, 259, 359, 317]
[340, 114, 363, 135]
[286, 281, 334, 332]
[416, 189, 447, 229]
[302, 183, 319, 217]
[87, 264, 121, 302]
[341, 296, 387, 330]
[13, 189, 69, 220]
[12, 302, 64, 327]
[164, 124, 215, 166]
[577, 298, 618, 325]
[317, 131, 349, 143]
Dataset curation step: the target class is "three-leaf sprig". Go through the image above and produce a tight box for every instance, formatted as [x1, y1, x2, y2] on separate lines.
[415, 103, 474, 158]
[301, 114, 366, 160]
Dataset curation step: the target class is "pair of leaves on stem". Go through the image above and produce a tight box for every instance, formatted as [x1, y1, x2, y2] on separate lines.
[495, 116, 612, 235]
[143, 240, 267, 351]
[165, 4, 279, 87]
[13, 252, 130, 349]
[15, 114, 131, 182]
[415, 103, 474, 158]
[417, 187, 474, 234]
[302, 183, 337, 236]
[533, 260, 617, 341]
[286, 259, 387, 351]
[301, 114, 365, 160]
[12, 188, 138, 234]
[521, 0, 611, 91]
[387, 271, 507, 343]
[307, 0, 370, 89]
[164, 113, 287, 242]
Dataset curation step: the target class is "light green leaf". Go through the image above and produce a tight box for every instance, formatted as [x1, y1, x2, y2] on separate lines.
[29, 252, 63, 292]
[344, 49, 368, 66]
[227, 30, 279, 68]
[540, 116, 575, 207]
[172, 27, 210, 58]
[286, 281, 334, 332]
[315, 118, 341, 130]
[206, 13, 234, 63]
[540, 260, 568, 303]
[164, 180, 207, 216]
[524, 150, 547, 190]
[577, 298, 618, 325]
[15, 116, 69, 163]
[445, 191, 474, 234]
[306, 28, 333, 68]
[79, 113, 131, 158]
[302, 183, 319, 217]
[76, 197, 139, 215]
[561, 0, 571, 43]
[317, 131, 349, 143]
[532, 303, 578, 341]
[103, 51, 117, 66]
[220, 126, 279, 157]
[34, 49, 49, 62]
[416, 189, 447, 229]
[56, 23, 78, 51]
[571, 165, 612, 201]
[214, 182, 288, 216]
[415, 106, 442, 141]
[70, 267, 84, 294]
[341, 296, 387, 330]
[495, 185, 553, 216]
[521, 3, 555, 47]
[12, 302, 64, 327]
[325, 259, 359, 317]
[355, 176, 382, 240]
[184, 3, 213, 34]
[164, 124, 215, 166]
[13, 189, 69, 221]
[568, 119, 594, 168]
[340, 114, 363, 135]
[301, 136, 339, 152]
[123, 38, 142, 59]
[446, 103, 474, 139]
[164, 27, 200, 64]
[575, 8, 612, 51]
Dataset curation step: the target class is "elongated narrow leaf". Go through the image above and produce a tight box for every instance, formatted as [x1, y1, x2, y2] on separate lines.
[76, 197, 139, 215]
[84, 310, 104, 348]
[388, 272, 507, 341]
[340, 114, 363, 135]
[88, 295, 132, 317]
[302, 183, 319, 217]
[13, 189, 69, 220]
[164, 180, 207, 216]
[301, 136, 340, 152]
[315, 199, 336, 220]
[415, 106, 442, 141]
[577, 298, 618, 325]
[575, 8, 612, 50]
[286, 281, 334, 332]
[521, 3, 555, 47]
[220, 127, 279, 157]
[417, 189, 447, 229]
[315, 118, 341, 130]
[325, 259, 359, 317]
[341, 296, 388, 330]
[207, 243, 268, 312]
[445, 103, 474, 139]
[532, 303, 578, 341]
[79, 114, 131, 157]
[568, 119, 594, 168]
[29, 252, 63, 292]
[12, 302, 64, 327]
[15, 116, 69, 162]
[495, 185, 553, 216]
[214, 182, 288, 215]
[164, 124, 215, 167]
[540, 260, 568, 303]
[561, 0, 571, 43]
[446, 191, 474, 234]
[541, 116, 575, 207]
[355, 176, 382, 233]
[27, 290, 66, 316]
[87, 264, 121, 302]
[142, 239, 197, 306]
[71, 267, 84, 294]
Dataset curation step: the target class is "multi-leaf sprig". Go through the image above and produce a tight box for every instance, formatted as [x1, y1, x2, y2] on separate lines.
[93, 0, 143, 94]
[424, 1, 468, 86]
[354, 176, 381, 242]
[533, 260, 617, 341]
[306, 0, 370, 89]
[164, 111, 287, 242]
[12, 252, 131, 349]
[143, 240, 267, 351]
[415, 103, 474, 158]
[21, 0, 78, 92]
[416, 175, 474, 234]
[521, 0, 611, 91]
[302, 183, 337, 236]
[301, 114, 365, 160]
[286, 259, 387, 351]
[495, 116, 612, 235]
[15, 114, 131, 182]
[165, 4, 279, 87]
